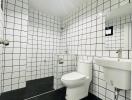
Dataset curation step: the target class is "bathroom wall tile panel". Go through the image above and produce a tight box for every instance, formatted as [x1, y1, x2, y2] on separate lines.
[2, 0, 62, 94]
[2, 0, 29, 93]
[0, 0, 4, 95]
[27, 8, 62, 89]
[1, 0, 132, 100]
[61, 0, 131, 100]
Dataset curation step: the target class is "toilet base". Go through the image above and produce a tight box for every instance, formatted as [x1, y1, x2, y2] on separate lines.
[65, 83, 89, 100]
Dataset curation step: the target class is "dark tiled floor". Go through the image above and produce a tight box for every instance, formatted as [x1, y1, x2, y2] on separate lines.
[25, 76, 54, 99]
[0, 76, 101, 100]
[0, 76, 54, 100]
[82, 93, 102, 100]
[0, 88, 25, 100]
[27, 87, 101, 100]
[0, 87, 101, 100]
[27, 88, 66, 100]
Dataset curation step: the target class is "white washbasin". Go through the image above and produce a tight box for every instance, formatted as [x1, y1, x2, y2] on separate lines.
[95, 57, 131, 71]
[94, 57, 131, 90]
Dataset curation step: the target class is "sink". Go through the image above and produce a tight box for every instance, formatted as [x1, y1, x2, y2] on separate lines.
[94, 57, 131, 90]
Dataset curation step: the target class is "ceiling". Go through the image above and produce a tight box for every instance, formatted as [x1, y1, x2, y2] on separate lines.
[30, 0, 88, 16]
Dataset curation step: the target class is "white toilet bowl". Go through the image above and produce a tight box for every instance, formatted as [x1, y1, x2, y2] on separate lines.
[61, 60, 92, 100]
[61, 72, 86, 88]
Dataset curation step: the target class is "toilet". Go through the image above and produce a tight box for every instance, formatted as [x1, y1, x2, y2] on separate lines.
[61, 60, 92, 100]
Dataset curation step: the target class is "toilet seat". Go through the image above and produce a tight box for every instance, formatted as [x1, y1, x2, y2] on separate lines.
[61, 72, 85, 81]
[61, 72, 87, 88]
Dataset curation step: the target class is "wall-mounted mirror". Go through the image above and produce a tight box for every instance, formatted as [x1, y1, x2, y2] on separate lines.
[104, 3, 132, 50]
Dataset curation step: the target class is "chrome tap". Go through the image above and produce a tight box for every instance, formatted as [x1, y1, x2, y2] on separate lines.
[116, 49, 122, 61]
[0, 38, 9, 46]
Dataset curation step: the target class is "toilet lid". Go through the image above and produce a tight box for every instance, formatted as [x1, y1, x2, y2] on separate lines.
[61, 72, 85, 81]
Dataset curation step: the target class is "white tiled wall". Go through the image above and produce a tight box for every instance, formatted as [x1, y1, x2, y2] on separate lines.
[2, 0, 28, 92]
[2, 0, 62, 93]
[1, 0, 77, 94]
[0, 0, 3, 95]
[1, 0, 132, 100]
[60, 0, 131, 100]
[105, 17, 132, 50]
[27, 8, 61, 81]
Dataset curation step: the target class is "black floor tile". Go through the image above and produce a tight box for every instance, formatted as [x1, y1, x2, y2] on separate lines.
[0, 88, 25, 100]
[27, 88, 66, 100]
[0, 76, 101, 100]
[25, 76, 54, 99]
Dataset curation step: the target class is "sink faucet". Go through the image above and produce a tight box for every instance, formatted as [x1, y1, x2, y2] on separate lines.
[116, 49, 122, 61]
